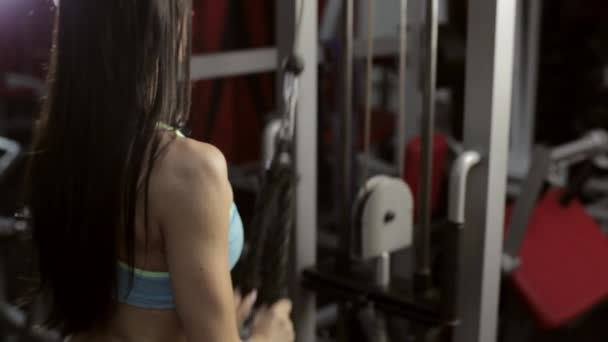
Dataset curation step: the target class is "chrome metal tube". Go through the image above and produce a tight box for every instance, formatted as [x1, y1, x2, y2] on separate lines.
[397, 0, 409, 176]
[339, 0, 355, 259]
[416, 0, 439, 287]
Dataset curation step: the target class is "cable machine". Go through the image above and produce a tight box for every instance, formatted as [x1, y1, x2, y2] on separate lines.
[301, 0, 516, 342]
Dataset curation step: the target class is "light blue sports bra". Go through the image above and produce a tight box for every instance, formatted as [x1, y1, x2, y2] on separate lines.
[116, 125, 244, 309]
[117, 203, 244, 309]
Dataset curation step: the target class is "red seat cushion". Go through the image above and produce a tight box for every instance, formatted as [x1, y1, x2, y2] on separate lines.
[505, 189, 608, 329]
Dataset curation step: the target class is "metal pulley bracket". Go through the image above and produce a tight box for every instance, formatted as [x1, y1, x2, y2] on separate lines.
[279, 55, 304, 143]
[261, 56, 304, 170]
[352, 175, 414, 260]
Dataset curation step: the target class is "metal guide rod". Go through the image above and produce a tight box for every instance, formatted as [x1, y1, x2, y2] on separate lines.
[339, 0, 355, 261]
[336, 3, 354, 339]
[397, 0, 409, 176]
[374, 253, 390, 342]
[416, 0, 439, 285]
[363, 0, 376, 182]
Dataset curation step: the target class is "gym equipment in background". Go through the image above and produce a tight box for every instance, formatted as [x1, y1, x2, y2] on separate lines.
[350, 2, 415, 340]
[0, 137, 20, 180]
[0, 137, 59, 342]
[352, 176, 413, 262]
[302, 0, 479, 340]
[441, 150, 481, 339]
[189, 0, 274, 164]
[353, 0, 414, 266]
[502, 129, 608, 336]
[351, 174, 413, 342]
[0, 218, 60, 342]
[0, 74, 44, 143]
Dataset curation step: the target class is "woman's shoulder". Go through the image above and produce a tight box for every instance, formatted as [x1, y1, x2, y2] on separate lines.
[157, 136, 227, 184]
[150, 136, 232, 213]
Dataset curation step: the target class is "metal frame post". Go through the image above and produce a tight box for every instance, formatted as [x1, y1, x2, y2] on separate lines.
[276, 1, 318, 341]
[508, 0, 543, 182]
[455, 0, 517, 341]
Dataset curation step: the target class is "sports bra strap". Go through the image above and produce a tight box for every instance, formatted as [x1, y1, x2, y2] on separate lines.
[156, 122, 185, 138]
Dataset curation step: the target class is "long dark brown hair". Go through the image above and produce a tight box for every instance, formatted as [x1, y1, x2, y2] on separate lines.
[25, 0, 192, 335]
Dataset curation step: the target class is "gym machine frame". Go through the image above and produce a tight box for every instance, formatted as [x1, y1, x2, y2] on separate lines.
[191, 0, 516, 340]
[508, 0, 543, 191]
[300, 1, 516, 342]
[452, 0, 516, 340]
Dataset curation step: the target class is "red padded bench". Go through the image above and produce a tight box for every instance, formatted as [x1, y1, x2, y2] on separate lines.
[505, 189, 608, 329]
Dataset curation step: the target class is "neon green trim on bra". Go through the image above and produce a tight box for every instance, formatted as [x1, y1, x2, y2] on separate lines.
[117, 261, 170, 279]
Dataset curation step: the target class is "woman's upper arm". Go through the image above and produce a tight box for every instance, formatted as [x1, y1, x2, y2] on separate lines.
[155, 142, 240, 342]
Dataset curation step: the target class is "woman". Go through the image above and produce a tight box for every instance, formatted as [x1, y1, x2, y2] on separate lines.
[25, 1, 294, 341]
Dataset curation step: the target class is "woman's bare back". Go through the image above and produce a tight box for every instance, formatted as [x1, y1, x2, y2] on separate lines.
[72, 133, 221, 342]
